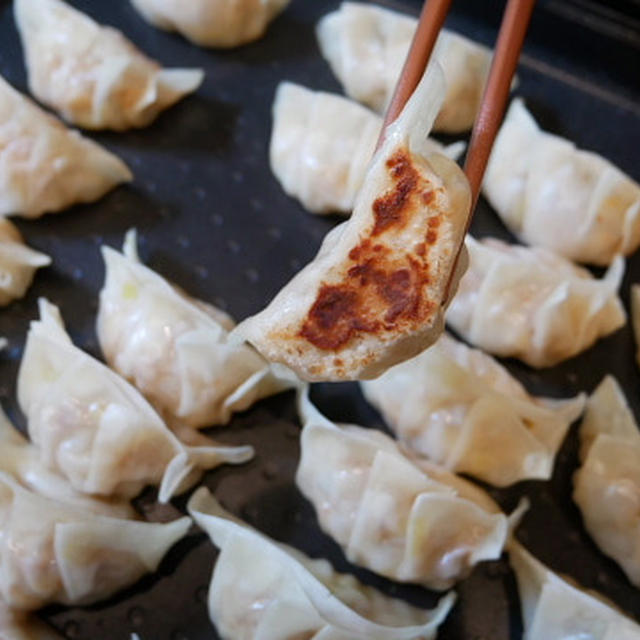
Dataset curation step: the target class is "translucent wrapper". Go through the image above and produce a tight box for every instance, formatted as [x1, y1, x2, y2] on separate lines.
[295, 390, 510, 590]
[483, 99, 640, 266]
[131, 0, 290, 48]
[446, 236, 626, 367]
[362, 333, 585, 487]
[188, 487, 455, 640]
[14, 0, 203, 130]
[18, 299, 254, 502]
[0, 75, 131, 217]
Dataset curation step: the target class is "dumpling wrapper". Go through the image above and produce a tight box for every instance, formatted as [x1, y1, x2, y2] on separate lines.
[187, 487, 456, 640]
[483, 99, 640, 266]
[0, 471, 191, 610]
[130, 0, 290, 48]
[270, 82, 465, 215]
[509, 541, 640, 639]
[446, 236, 626, 368]
[361, 333, 585, 487]
[573, 376, 640, 588]
[14, 0, 204, 130]
[316, 2, 492, 134]
[17, 299, 254, 502]
[0, 75, 131, 217]
[0, 602, 62, 639]
[632, 284, 640, 368]
[234, 63, 471, 381]
[295, 390, 509, 590]
[0, 403, 135, 518]
[0, 219, 50, 305]
[98, 230, 299, 432]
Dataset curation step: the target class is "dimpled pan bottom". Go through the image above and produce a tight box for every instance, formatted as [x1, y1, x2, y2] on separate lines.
[0, 0, 638, 638]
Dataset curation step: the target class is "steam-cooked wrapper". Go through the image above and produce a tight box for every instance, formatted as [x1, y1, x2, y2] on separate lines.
[0, 602, 62, 639]
[573, 376, 640, 588]
[0, 75, 131, 217]
[14, 0, 204, 130]
[270, 82, 465, 215]
[98, 231, 298, 431]
[0, 404, 135, 518]
[316, 2, 492, 134]
[131, 0, 290, 48]
[295, 391, 509, 590]
[632, 285, 640, 368]
[446, 236, 626, 368]
[0, 219, 50, 305]
[17, 299, 254, 502]
[234, 63, 471, 381]
[0, 471, 191, 610]
[361, 333, 585, 487]
[509, 542, 640, 639]
[483, 99, 640, 266]
[187, 487, 456, 640]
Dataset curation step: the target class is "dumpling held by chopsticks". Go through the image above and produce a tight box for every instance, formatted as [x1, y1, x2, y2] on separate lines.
[234, 63, 471, 381]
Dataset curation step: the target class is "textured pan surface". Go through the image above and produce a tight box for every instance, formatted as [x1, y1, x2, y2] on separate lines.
[0, 0, 638, 638]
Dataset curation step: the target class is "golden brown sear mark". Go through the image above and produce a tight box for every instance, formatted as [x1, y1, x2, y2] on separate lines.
[299, 148, 445, 352]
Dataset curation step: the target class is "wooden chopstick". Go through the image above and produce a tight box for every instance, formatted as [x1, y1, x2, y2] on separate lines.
[463, 0, 536, 217]
[378, 0, 536, 212]
[378, 0, 453, 143]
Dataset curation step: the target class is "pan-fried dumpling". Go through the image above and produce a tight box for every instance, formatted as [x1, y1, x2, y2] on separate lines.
[14, 0, 204, 130]
[484, 99, 640, 266]
[632, 285, 640, 368]
[509, 541, 640, 639]
[0, 471, 191, 610]
[234, 63, 471, 381]
[446, 236, 626, 368]
[0, 75, 131, 217]
[270, 82, 465, 215]
[0, 602, 62, 639]
[316, 2, 492, 134]
[17, 299, 254, 502]
[0, 404, 134, 518]
[98, 231, 298, 432]
[131, 0, 290, 48]
[295, 391, 509, 590]
[0, 219, 50, 305]
[188, 487, 456, 640]
[573, 376, 640, 588]
[361, 333, 585, 487]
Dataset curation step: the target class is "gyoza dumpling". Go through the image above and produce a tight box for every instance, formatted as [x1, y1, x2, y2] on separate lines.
[361, 333, 585, 487]
[316, 2, 492, 134]
[188, 487, 455, 640]
[573, 376, 640, 588]
[0, 404, 134, 518]
[14, 0, 204, 130]
[98, 231, 298, 432]
[0, 471, 190, 610]
[0, 219, 50, 305]
[446, 236, 626, 367]
[632, 284, 640, 368]
[271, 82, 465, 215]
[17, 299, 254, 502]
[509, 541, 640, 639]
[483, 99, 640, 266]
[295, 391, 509, 590]
[0, 75, 131, 217]
[0, 602, 62, 639]
[234, 63, 471, 381]
[130, 0, 290, 48]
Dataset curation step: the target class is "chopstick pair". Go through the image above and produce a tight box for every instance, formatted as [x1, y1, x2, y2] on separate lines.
[380, 0, 536, 217]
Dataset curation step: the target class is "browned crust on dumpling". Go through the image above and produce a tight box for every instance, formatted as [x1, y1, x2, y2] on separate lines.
[298, 149, 445, 353]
